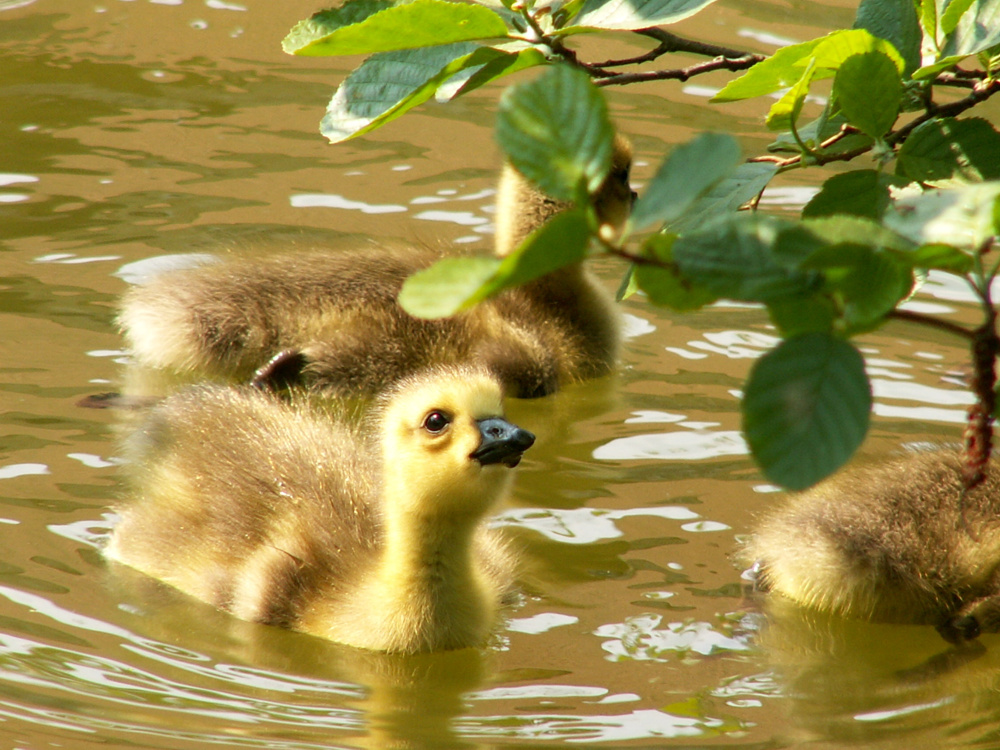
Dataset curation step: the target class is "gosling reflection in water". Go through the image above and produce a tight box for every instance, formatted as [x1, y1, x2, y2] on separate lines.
[105, 365, 533, 654]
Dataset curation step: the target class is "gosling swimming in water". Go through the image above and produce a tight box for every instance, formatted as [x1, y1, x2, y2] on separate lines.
[105, 365, 534, 653]
[746, 450, 1000, 644]
[117, 135, 633, 399]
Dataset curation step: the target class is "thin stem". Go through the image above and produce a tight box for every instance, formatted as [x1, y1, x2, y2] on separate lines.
[886, 309, 975, 341]
[594, 53, 764, 87]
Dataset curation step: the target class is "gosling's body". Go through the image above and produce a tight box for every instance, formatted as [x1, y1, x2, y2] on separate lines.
[747, 451, 1000, 642]
[118, 136, 633, 399]
[105, 366, 534, 653]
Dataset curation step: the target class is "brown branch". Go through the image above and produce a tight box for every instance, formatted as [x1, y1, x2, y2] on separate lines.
[886, 309, 975, 341]
[634, 27, 756, 60]
[594, 53, 764, 87]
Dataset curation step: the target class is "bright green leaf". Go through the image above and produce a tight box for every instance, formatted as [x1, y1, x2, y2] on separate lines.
[810, 28, 906, 73]
[398, 256, 502, 319]
[803, 170, 908, 219]
[496, 65, 614, 201]
[766, 58, 816, 131]
[833, 52, 901, 139]
[672, 214, 820, 302]
[713, 38, 824, 102]
[883, 181, 1000, 248]
[670, 162, 778, 233]
[941, 0, 1000, 58]
[320, 44, 497, 142]
[616, 265, 638, 301]
[629, 133, 741, 232]
[634, 233, 718, 311]
[908, 243, 975, 272]
[941, 0, 977, 34]
[284, 0, 510, 56]
[897, 116, 1000, 183]
[918, 0, 937, 42]
[742, 332, 871, 490]
[853, 0, 922, 74]
[567, 0, 717, 31]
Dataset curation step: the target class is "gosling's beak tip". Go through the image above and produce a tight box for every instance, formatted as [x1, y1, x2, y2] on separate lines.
[471, 417, 534, 467]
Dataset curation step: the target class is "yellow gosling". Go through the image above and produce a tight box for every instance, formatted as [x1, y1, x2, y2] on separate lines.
[117, 135, 633, 399]
[105, 365, 534, 653]
[745, 450, 1000, 643]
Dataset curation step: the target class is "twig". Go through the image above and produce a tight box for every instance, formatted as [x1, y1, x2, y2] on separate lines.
[594, 53, 764, 87]
[887, 309, 975, 341]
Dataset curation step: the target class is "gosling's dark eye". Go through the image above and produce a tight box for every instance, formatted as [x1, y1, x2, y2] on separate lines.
[423, 411, 451, 434]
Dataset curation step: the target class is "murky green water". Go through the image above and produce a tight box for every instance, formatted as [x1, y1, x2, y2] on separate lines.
[3, 1, 1000, 748]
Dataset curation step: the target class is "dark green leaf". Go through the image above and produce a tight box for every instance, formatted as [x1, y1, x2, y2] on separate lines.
[669, 162, 778, 233]
[833, 52, 901, 139]
[908, 243, 975, 272]
[853, 0, 922, 75]
[742, 332, 871, 490]
[629, 133, 741, 232]
[766, 296, 837, 336]
[567, 0, 717, 31]
[284, 0, 510, 56]
[496, 65, 614, 201]
[634, 233, 718, 311]
[897, 117, 1000, 182]
[444, 45, 546, 100]
[320, 44, 496, 142]
[803, 170, 908, 219]
[672, 214, 820, 302]
[398, 256, 501, 318]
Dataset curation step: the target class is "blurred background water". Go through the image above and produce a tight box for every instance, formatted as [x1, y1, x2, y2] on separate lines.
[2, 1, 1000, 747]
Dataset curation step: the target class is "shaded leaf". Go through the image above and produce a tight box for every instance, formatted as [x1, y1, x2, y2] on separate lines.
[672, 214, 820, 302]
[284, 0, 509, 56]
[908, 243, 975, 272]
[767, 296, 837, 336]
[568, 0, 717, 31]
[897, 116, 1000, 183]
[743, 332, 871, 490]
[670, 162, 778, 233]
[496, 65, 613, 201]
[629, 133, 741, 232]
[802, 214, 915, 253]
[803, 170, 909, 219]
[635, 233, 718, 311]
[444, 45, 546, 100]
[941, 0, 1000, 57]
[833, 52, 901, 139]
[853, 0, 922, 74]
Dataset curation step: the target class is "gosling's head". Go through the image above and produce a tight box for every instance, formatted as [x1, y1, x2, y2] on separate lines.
[494, 131, 634, 257]
[377, 366, 535, 518]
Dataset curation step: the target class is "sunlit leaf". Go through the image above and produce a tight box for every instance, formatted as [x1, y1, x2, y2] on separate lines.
[897, 116, 1000, 183]
[496, 65, 614, 201]
[802, 214, 915, 253]
[629, 133, 741, 232]
[908, 243, 975, 272]
[713, 38, 824, 102]
[883, 181, 1000, 248]
[743, 332, 871, 490]
[398, 256, 502, 319]
[284, 0, 510, 56]
[766, 58, 816, 131]
[941, 0, 977, 34]
[832, 52, 901, 139]
[567, 0, 717, 31]
[320, 44, 498, 142]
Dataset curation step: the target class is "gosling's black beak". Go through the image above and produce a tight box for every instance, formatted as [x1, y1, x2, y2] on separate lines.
[471, 418, 535, 468]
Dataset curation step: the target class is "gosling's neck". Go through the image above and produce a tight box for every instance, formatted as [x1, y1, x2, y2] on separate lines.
[493, 165, 567, 259]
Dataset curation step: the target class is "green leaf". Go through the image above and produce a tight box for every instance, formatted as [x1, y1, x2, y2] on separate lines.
[908, 243, 975, 272]
[399, 209, 594, 318]
[766, 58, 816, 131]
[629, 133, 741, 232]
[444, 45, 546, 100]
[742, 332, 871, 490]
[941, 0, 1000, 58]
[810, 28, 906, 72]
[398, 256, 502, 318]
[713, 38, 824, 102]
[616, 265, 638, 301]
[883, 181, 1000, 248]
[853, 0, 922, 74]
[833, 52, 901, 139]
[767, 296, 837, 336]
[803, 170, 908, 220]
[670, 162, 778, 233]
[897, 116, 1000, 183]
[918, 0, 937, 42]
[672, 214, 820, 303]
[634, 234, 718, 311]
[496, 65, 614, 201]
[941, 0, 978, 34]
[283, 0, 510, 56]
[567, 0, 717, 31]
[320, 44, 497, 142]
[802, 214, 915, 253]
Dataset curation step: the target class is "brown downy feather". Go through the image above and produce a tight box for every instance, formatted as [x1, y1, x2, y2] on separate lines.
[745, 450, 1000, 642]
[105, 365, 532, 653]
[118, 135, 634, 399]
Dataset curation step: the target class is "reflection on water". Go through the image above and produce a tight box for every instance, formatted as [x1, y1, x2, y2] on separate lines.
[3, 0, 1000, 747]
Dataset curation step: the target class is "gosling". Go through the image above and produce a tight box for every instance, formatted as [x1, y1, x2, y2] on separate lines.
[746, 450, 1000, 644]
[117, 135, 633, 399]
[104, 365, 535, 653]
